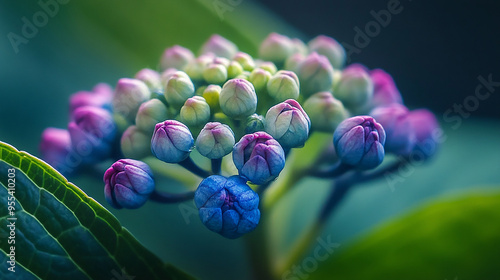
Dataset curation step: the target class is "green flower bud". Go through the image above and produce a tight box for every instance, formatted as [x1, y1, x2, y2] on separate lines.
[256, 61, 278, 75]
[234, 71, 251, 80]
[333, 67, 374, 112]
[303, 91, 348, 132]
[200, 34, 238, 59]
[267, 70, 300, 102]
[219, 79, 257, 119]
[185, 54, 215, 81]
[160, 68, 178, 88]
[245, 114, 265, 134]
[284, 53, 305, 72]
[160, 45, 194, 71]
[135, 68, 161, 92]
[213, 57, 230, 67]
[308, 35, 346, 69]
[203, 85, 222, 112]
[227, 61, 244, 79]
[259, 33, 294, 65]
[203, 63, 228, 84]
[291, 38, 308, 55]
[249, 68, 272, 92]
[180, 96, 211, 127]
[164, 71, 195, 108]
[195, 122, 235, 159]
[233, 52, 255, 71]
[120, 126, 151, 159]
[135, 99, 169, 134]
[112, 78, 150, 123]
[297, 52, 334, 97]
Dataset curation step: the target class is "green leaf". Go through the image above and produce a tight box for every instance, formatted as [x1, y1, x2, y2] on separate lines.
[309, 191, 500, 280]
[0, 141, 193, 280]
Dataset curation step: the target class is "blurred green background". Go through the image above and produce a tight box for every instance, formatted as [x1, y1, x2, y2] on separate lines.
[1, 1, 499, 279]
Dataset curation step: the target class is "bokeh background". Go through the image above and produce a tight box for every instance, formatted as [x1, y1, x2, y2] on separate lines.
[1, 0, 499, 279]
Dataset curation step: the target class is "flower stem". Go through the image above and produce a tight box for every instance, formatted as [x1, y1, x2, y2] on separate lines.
[244, 212, 274, 280]
[211, 158, 222, 175]
[142, 157, 201, 189]
[149, 190, 195, 203]
[178, 156, 211, 178]
[308, 161, 352, 178]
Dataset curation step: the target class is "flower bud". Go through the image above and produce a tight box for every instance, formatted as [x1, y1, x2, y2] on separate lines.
[195, 122, 235, 159]
[40, 128, 73, 175]
[334, 66, 374, 112]
[120, 126, 151, 159]
[184, 54, 214, 81]
[180, 96, 211, 127]
[112, 78, 150, 122]
[104, 159, 155, 209]
[135, 68, 161, 92]
[267, 70, 300, 102]
[135, 99, 169, 133]
[200, 34, 238, 59]
[284, 53, 305, 72]
[259, 33, 294, 65]
[164, 71, 195, 109]
[303, 91, 348, 132]
[256, 61, 278, 75]
[233, 52, 255, 71]
[151, 120, 194, 163]
[219, 79, 257, 119]
[333, 116, 386, 169]
[291, 38, 308, 55]
[249, 68, 272, 92]
[308, 35, 346, 69]
[160, 45, 194, 71]
[194, 175, 260, 239]
[233, 132, 285, 184]
[370, 104, 416, 156]
[227, 61, 244, 79]
[370, 68, 403, 107]
[245, 114, 265, 134]
[265, 99, 310, 150]
[406, 109, 440, 160]
[69, 83, 113, 114]
[203, 85, 222, 112]
[160, 68, 178, 88]
[203, 63, 228, 84]
[297, 52, 334, 97]
[68, 106, 117, 164]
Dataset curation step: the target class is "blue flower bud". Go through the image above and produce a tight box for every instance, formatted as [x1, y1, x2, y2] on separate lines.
[180, 96, 211, 127]
[245, 114, 265, 134]
[195, 122, 235, 159]
[303, 91, 348, 133]
[265, 99, 311, 150]
[121, 126, 151, 159]
[200, 34, 238, 59]
[202, 62, 228, 84]
[202, 85, 222, 112]
[164, 71, 195, 109]
[68, 106, 117, 164]
[104, 159, 155, 209]
[333, 65, 374, 112]
[194, 175, 260, 239]
[249, 68, 272, 92]
[151, 120, 194, 163]
[40, 127, 73, 175]
[69, 83, 113, 114]
[233, 132, 285, 184]
[267, 70, 300, 102]
[135, 99, 169, 133]
[308, 35, 346, 69]
[370, 104, 416, 156]
[160, 45, 194, 71]
[135, 68, 161, 92]
[333, 116, 386, 169]
[259, 33, 294, 65]
[219, 79, 257, 119]
[297, 52, 334, 97]
[370, 68, 403, 107]
[233, 52, 255, 71]
[112, 78, 151, 122]
[406, 109, 440, 160]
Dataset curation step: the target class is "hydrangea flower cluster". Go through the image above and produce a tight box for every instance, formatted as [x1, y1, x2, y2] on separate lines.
[40, 33, 441, 239]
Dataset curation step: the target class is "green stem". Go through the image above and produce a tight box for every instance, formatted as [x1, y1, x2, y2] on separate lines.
[142, 157, 201, 189]
[244, 214, 274, 280]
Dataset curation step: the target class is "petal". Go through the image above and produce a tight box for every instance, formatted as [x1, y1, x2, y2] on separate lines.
[199, 207, 223, 233]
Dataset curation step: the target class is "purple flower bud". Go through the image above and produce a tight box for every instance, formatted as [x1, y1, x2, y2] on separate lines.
[104, 159, 155, 209]
[233, 132, 285, 185]
[160, 45, 194, 71]
[68, 106, 117, 164]
[134, 68, 161, 92]
[219, 79, 257, 119]
[370, 68, 403, 107]
[259, 33, 294, 65]
[151, 120, 194, 163]
[69, 83, 113, 114]
[40, 128, 73, 175]
[200, 34, 238, 59]
[406, 109, 441, 160]
[308, 35, 346, 69]
[195, 122, 235, 159]
[297, 52, 334, 97]
[112, 78, 150, 122]
[265, 99, 311, 150]
[194, 175, 260, 239]
[370, 104, 416, 156]
[333, 116, 386, 169]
